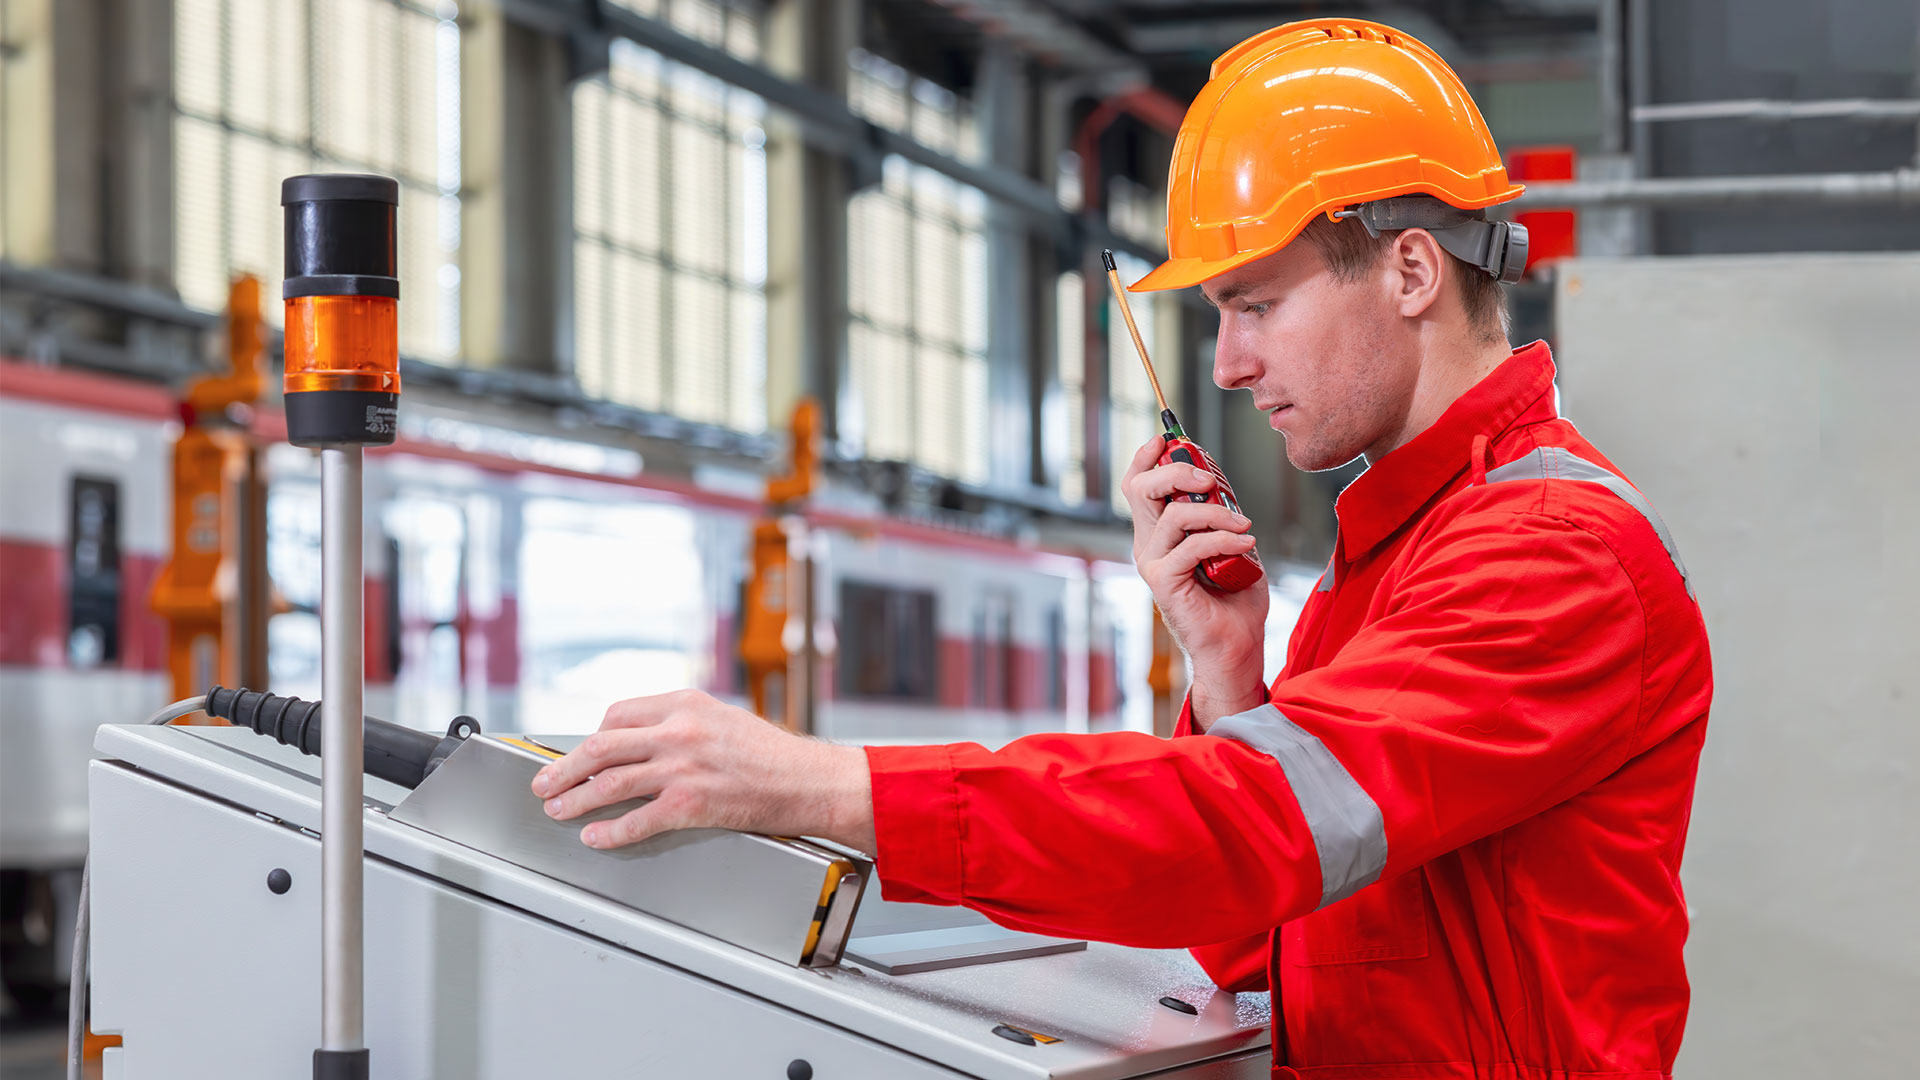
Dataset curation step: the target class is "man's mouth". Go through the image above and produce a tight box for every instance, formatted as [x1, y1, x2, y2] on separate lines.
[1262, 402, 1295, 429]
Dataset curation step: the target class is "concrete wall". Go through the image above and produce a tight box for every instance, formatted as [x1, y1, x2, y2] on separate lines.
[1647, 0, 1920, 255]
[1552, 253, 1920, 1079]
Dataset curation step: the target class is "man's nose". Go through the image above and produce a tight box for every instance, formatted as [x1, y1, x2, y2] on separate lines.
[1213, 331, 1259, 391]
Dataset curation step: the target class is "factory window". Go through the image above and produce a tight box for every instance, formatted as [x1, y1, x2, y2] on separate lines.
[173, 0, 463, 360]
[1055, 271, 1088, 505]
[1055, 254, 1175, 513]
[0, 0, 20, 262]
[1106, 176, 1168, 251]
[845, 50, 990, 484]
[573, 1, 769, 434]
[837, 581, 940, 703]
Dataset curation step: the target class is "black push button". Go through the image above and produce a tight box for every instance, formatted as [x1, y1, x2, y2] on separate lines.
[1159, 996, 1198, 1015]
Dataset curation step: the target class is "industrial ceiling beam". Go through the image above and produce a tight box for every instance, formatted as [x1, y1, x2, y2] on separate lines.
[494, 0, 1166, 266]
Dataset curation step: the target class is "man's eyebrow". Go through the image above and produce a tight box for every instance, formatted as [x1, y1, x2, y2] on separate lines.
[1202, 281, 1258, 308]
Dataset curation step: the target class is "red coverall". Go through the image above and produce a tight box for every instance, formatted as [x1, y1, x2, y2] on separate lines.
[866, 342, 1713, 1079]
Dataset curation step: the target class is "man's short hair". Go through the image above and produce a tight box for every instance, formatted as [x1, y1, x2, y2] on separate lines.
[1298, 214, 1511, 342]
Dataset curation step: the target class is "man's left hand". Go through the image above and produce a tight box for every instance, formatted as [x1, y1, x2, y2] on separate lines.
[529, 690, 877, 854]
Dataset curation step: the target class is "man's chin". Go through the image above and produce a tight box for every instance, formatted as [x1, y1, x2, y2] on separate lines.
[1284, 437, 1363, 474]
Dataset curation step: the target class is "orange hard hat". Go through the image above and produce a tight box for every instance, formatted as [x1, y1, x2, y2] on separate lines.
[1133, 19, 1526, 292]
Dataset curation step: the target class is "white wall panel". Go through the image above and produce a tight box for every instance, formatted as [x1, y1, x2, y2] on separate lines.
[1553, 253, 1920, 1080]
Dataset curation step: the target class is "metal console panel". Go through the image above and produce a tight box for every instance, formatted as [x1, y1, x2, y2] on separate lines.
[89, 761, 959, 1079]
[92, 724, 1272, 1078]
[389, 733, 866, 967]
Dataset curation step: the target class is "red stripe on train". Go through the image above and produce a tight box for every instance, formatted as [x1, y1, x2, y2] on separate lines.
[0, 358, 180, 421]
[0, 540, 167, 671]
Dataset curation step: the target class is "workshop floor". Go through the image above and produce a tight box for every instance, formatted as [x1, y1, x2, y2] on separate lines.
[0, 1021, 99, 1080]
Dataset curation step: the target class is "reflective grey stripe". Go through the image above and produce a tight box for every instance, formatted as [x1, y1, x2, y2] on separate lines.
[1209, 703, 1386, 908]
[1315, 555, 1335, 593]
[1484, 446, 1693, 597]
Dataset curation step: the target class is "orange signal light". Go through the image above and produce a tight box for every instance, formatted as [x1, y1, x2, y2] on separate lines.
[283, 295, 401, 396]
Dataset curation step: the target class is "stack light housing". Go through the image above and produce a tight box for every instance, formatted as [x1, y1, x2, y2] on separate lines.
[280, 174, 401, 447]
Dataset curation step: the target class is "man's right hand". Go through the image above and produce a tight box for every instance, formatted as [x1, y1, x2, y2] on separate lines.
[1121, 435, 1271, 731]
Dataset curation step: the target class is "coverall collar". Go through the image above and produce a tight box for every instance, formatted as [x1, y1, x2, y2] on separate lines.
[1336, 339, 1558, 562]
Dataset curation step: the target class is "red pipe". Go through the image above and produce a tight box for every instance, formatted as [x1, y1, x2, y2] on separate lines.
[1072, 86, 1187, 213]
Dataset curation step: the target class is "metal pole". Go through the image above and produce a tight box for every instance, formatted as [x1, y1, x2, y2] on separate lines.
[1631, 98, 1920, 123]
[1508, 168, 1920, 209]
[1596, 0, 1624, 155]
[319, 445, 365, 1054]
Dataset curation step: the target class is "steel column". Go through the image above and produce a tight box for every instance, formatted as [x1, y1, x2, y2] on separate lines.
[319, 446, 366, 1053]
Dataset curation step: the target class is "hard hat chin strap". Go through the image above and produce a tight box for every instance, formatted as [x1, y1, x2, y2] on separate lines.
[1334, 194, 1530, 284]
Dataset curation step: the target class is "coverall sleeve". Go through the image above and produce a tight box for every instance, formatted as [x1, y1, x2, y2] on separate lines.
[1172, 688, 1276, 991]
[865, 509, 1650, 952]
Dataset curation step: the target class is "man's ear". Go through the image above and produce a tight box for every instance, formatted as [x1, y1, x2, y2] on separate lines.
[1391, 228, 1446, 320]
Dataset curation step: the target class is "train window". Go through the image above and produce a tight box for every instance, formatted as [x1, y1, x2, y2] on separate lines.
[266, 483, 323, 696]
[173, 0, 462, 359]
[517, 498, 710, 733]
[970, 591, 1016, 711]
[838, 581, 939, 704]
[384, 497, 468, 727]
[1045, 604, 1066, 713]
[66, 477, 122, 668]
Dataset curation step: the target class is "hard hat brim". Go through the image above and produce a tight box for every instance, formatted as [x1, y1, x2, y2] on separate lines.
[1130, 247, 1272, 293]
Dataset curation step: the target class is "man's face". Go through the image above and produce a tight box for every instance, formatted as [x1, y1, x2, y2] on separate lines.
[1203, 240, 1419, 472]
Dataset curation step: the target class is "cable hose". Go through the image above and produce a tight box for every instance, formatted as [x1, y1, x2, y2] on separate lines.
[68, 696, 206, 1080]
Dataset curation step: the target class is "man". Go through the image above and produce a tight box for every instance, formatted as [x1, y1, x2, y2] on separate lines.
[532, 20, 1712, 1080]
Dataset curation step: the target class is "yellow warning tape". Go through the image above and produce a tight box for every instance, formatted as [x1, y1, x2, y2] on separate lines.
[798, 857, 856, 965]
[497, 736, 565, 760]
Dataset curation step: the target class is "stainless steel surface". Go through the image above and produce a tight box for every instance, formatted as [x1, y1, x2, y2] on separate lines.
[92, 723, 1271, 1078]
[318, 445, 365, 1051]
[847, 887, 1089, 974]
[846, 925, 1088, 975]
[388, 734, 868, 967]
[1509, 168, 1920, 208]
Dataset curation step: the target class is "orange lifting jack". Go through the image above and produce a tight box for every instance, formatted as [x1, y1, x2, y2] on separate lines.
[739, 399, 822, 732]
[150, 275, 274, 710]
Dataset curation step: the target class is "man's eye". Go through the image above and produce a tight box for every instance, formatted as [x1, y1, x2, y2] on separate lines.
[1245, 302, 1272, 316]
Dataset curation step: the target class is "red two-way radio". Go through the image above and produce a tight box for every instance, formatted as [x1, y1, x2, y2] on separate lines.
[1102, 250, 1262, 594]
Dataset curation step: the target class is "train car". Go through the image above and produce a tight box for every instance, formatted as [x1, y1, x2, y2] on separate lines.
[0, 357, 1318, 1005]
